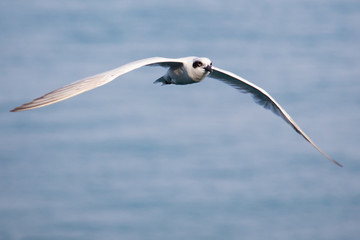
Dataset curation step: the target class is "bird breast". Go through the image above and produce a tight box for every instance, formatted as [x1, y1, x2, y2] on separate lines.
[167, 66, 196, 85]
[168, 65, 208, 85]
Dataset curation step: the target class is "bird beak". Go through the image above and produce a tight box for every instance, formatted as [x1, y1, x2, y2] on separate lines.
[204, 65, 213, 73]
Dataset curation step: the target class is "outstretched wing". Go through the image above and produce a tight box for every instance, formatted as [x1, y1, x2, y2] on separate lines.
[209, 66, 342, 167]
[10, 57, 183, 112]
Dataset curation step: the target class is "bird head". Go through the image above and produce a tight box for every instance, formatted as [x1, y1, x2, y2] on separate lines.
[192, 57, 213, 73]
[187, 57, 213, 82]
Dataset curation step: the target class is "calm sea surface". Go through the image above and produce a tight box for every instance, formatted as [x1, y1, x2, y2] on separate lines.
[1, 0, 360, 239]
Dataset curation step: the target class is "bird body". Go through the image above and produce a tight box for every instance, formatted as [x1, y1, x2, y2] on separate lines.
[154, 56, 212, 85]
[10, 56, 342, 167]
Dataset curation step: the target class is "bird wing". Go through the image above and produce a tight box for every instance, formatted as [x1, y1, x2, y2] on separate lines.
[10, 57, 183, 112]
[209, 66, 342, 167]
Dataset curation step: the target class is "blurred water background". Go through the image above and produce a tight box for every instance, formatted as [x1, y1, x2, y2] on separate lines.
[1, 0, 360, 239]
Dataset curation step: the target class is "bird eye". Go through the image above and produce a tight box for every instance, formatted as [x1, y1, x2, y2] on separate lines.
[192, 61, 202, 68]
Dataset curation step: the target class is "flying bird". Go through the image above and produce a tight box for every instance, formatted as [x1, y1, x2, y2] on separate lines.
[10, 56, 342, 167]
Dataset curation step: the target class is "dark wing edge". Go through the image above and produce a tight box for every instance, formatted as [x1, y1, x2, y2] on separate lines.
[209, 67, 342, 167]
[10, 57, 183, 112]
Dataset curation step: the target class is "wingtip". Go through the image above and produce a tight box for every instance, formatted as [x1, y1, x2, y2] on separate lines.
[10, 102, 38, 112]
[10, 105, 25, 112]
[320, 150, 343, 168]
[324, 153, 343, 167]
[332, 159, 343, 168]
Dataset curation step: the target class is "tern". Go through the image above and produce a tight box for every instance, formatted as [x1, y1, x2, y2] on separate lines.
[10, 56, 342, 167]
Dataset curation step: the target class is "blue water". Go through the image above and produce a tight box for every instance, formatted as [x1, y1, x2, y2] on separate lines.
[1, 0, 360, 239]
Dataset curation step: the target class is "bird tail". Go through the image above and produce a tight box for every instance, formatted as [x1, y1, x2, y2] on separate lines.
[154, 76, 171, 85]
